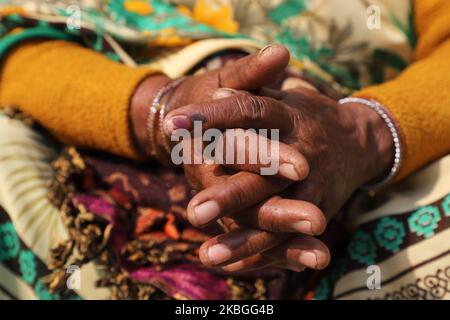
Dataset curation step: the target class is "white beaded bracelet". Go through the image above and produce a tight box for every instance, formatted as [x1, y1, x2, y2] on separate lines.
[338, 97, 402, 191]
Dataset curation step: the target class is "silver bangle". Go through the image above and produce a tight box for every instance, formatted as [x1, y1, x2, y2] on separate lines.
[146, 77, 186, 157]
[158, 77, 187, 154]
[338, 97, 402, 191]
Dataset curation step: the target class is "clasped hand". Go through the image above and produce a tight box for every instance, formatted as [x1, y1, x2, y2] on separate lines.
[141, 44, 393, 273]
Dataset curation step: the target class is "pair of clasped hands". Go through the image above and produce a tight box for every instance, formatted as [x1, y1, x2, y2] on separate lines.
[132, 44, 394, 273]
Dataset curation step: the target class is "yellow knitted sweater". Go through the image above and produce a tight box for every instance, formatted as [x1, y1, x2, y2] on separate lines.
[1, 0, 450, 181]
[355, 0, 450, 180]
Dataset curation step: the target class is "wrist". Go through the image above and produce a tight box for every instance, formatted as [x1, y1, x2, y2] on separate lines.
[130, 74, 171, 158]
[340, 101, 395, 187]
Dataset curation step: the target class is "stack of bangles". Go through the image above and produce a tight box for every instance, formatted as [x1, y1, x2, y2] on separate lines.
[146, 77, 187, 164]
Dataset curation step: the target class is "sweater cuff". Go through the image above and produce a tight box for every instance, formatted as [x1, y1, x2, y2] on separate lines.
[0, 41, 160, 159]
[354, 40, 450, 181]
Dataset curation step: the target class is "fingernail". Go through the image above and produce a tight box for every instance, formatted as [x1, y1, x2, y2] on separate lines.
[165, 116, 191, 134]
[293, 221, 312, 234]
[213, 88, 237, 99]
[289, 264, 306, 273]
[208, 244, 232, 265]
[222, 261, 243, 272]
[299, 251, 318, 269]
[258, 44, 274, 57]
[279, 163, 301, 181]
[193, 200, 220, 226]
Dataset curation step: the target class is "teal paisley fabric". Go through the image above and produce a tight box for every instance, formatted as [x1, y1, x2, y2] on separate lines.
[313, 191, 450, 300]
[0, 207, 80, 300]
[0, 0, 415, 93]
[0, 221, 20, 261]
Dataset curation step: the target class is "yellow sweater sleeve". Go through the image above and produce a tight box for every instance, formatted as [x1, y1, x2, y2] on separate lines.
[355, 0, 450, 180]
[0, 40, 156, 159]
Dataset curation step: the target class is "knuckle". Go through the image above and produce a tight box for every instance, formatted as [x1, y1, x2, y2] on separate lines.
[238, 96, 269, 123]
[224, 179, 250, 209]
[261, 204, 283, 232]
[242, 236, 262, 256]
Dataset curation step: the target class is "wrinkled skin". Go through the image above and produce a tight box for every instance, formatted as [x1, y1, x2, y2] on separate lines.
[164, 84, 393, 272]
[131, 44, 394, 272]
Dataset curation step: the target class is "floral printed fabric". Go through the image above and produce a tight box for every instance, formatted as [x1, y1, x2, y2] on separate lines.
[311, 191, 450, 300]
[0, 0, 414, 92]
[0, 207, 79, 300]
[46, 147, 284, 300]
[0, 221, 20, 261]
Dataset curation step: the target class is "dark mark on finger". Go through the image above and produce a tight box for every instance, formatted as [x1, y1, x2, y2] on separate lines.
[190, 113, 207, 123]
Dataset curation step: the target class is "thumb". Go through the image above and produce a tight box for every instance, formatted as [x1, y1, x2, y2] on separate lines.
[218, 43, 290, 90]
